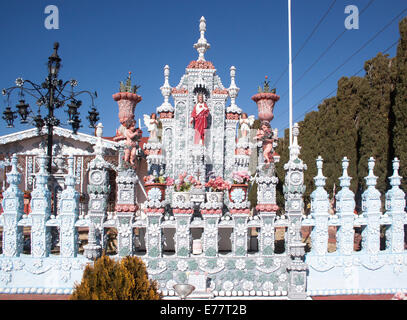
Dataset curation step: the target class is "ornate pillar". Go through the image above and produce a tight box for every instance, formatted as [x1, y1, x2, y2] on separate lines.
[310, 156, 330, 256]
[224, 119, 238, 181]
[30, 153, 52, 258]
[202, 213, 221, 257]
[2, 154, 24, 257]
[283, 123, 308, 300]
[361, 158, 382, 255]
[115, 168, 138, 257]
[146, 213, 162, 258]
[59, 156, 79, 257]
[85, 128, 112, 259]
[174, 213, 192, 257]
[232, 214, 249, 256]
[259, 213, 276, 256]
[386, 158, 406, 252]
[335, 157, 356, 255]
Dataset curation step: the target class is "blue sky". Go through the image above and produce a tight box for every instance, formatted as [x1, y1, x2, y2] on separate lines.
[0, 0, 406, 138]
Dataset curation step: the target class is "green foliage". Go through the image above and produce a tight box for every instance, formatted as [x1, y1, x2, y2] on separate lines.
[70, 255, 161, 300]
[257, 77, 277, 93]
[119, 72, 140, 93]
[393, 17, 407, 193]
[275, 16, 407, 206]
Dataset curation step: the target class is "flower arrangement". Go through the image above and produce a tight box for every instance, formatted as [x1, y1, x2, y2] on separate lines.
[205, 176, 230, 192]
[174, 172, 202, 192]
[231, 170, 251, 185]
[143, 174, 174, 186]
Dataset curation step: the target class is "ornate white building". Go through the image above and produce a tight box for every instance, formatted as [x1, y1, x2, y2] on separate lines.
[0, 17, 407, 300]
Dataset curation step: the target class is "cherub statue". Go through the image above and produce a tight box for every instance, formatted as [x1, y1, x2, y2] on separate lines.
[143, 113, 159, 142]
[114, 120, 142, 165]
[124, 121, 142, 165]
[254, 121, 275, 165]
[239, 113, 255, 139]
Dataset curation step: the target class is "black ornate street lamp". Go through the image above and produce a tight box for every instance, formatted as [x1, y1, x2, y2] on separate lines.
[2, 42, 100, 173]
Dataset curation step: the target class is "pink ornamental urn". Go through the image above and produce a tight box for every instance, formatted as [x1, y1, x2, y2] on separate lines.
[113, 72, 142, 126]
[251, 77, 280, 122]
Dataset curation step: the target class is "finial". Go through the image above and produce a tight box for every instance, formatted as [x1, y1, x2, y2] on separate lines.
[314, 156, 326, 188]
[389, 157, 402, 188]
[158, 65, 173, 113]
[163, 65, 170, 87]
[339, 157, 351, 188]
[289, 123, 301, 160]
[393, 157, 400, 172]
[228, 66, 240, 109]
[194, 16, 210, 62]
[10, 154, 18, 174]
[316, 156, 323, 172]
[365, 157, 378, 188]
[96, 123, 103, 138]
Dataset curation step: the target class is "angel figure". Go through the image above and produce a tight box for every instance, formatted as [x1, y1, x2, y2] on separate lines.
[143, 113, 159, 142]
[123, 121, 142, 165]
[239, 113, 255, 138]
[254, 121, 275, 166]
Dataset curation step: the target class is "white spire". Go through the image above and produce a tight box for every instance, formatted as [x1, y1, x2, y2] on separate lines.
[227, 66, 241, 113]
[157, 65, 174, 113]
[194, 16, 211, 61]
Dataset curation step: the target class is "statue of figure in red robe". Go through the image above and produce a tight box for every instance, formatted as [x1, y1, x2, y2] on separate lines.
[190, 93, 210, 145]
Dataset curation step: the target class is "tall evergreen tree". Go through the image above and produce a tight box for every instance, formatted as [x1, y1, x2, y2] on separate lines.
[393, 17, 407, 193]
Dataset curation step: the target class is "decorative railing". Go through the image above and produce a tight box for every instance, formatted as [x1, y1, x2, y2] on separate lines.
[1, 149, 406, 298]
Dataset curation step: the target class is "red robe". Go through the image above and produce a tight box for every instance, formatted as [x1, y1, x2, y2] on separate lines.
[191, 102, 210, 144]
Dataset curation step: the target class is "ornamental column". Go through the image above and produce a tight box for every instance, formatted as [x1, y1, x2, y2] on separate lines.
[283, 123, 308, 300]
[85, 124, 112, 260]
[386, 158, 406, 252]
[59, 155, 80, 257]
[30, 152, 52, 257]
[2, 154, 24, 257]
[335, 157, 356, 255]
[361, 158, 382, 255]
[310, 156, 330, 256]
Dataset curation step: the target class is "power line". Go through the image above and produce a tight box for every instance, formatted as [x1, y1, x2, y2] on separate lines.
[276, 39, 399, 133]
[272, 0, 338, 88]
[293, 7, 407, 108]
[276, 0, 376, 99]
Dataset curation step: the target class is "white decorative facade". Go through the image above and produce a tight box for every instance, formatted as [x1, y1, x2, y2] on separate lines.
[0, 17, 407, 300]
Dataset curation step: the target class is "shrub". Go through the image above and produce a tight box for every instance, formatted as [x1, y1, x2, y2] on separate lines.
[70, 255, 161, 300]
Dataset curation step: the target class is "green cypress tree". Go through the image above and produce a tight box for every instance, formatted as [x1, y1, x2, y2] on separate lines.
[358, 53, 395, 195]
[392, 17, 407, 193]
[70, 255, 161, 300]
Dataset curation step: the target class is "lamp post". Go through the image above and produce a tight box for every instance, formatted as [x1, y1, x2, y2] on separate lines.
[2, 42, 99, 173]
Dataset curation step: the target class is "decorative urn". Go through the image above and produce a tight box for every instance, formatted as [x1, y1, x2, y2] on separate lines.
[112, 72, 142, 126]
[251, 77, 280, 122]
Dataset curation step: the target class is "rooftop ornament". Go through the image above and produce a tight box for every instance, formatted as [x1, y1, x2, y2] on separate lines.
[1, 42, 99, 173]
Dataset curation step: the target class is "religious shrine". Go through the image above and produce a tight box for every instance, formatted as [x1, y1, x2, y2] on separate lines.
[1, 17, 406, 300]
